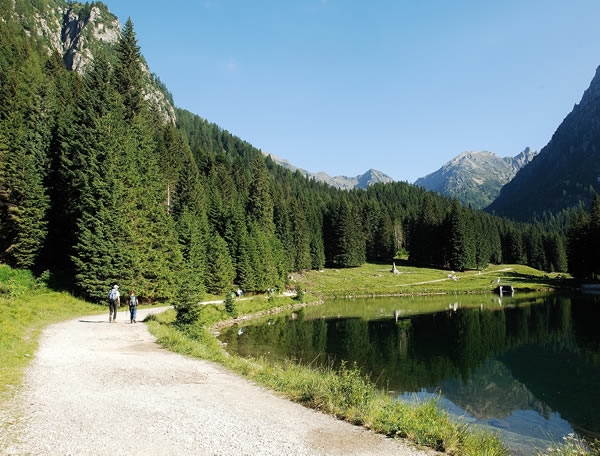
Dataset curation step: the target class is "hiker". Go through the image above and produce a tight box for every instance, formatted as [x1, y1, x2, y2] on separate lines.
[128, 290, 138, 324]
[108, 285, 120, 323]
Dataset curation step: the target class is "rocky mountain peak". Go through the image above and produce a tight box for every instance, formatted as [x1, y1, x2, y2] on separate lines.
[415, 149, 537, 209]
[577, 64, 600, 109]
[507, 147, 537, 171]
[262, 153, 393, 190]
[6, 1, 175, 123]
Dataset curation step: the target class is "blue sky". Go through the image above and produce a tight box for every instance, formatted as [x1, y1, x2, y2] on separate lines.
[107, 0, 600, 182]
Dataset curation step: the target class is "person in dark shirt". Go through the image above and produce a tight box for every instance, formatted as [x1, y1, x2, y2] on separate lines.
[128, 290, 138, 324]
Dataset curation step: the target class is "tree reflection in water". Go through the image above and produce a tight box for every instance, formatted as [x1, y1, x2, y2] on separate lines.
[220, 293, 600, 445]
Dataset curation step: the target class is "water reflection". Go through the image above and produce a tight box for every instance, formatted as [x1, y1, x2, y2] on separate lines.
[220, 293, 600, 453]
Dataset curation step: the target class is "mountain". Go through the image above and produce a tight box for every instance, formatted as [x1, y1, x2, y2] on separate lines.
[4, 0, 175, 122]
[488, 65, 600, 221]
[414, 148, 537, 209]
[263, 152, 394, 190]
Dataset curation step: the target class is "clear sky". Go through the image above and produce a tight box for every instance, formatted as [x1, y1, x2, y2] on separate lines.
[106, 0, 600, 183]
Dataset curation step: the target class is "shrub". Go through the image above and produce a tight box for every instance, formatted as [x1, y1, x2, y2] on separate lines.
[224, 293, 238, 318]
[173, 277, 203, 325]
[295, 284, 304, 303]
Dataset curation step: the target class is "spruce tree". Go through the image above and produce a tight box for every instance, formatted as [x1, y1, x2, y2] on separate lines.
[118, 115, 183, 300]
[445, 200, 475, 271]
[290, 198, 311, 270]
[0, 51, 51, 268]
[206, 232, 235, 294]
[567, 210, 590, 278]
[588, 194, 600, 278]
[115, 17, 144, 120]
[325, 199, 365, 267]
[69, 57, 127, 299]
[247, 156, 274, 232]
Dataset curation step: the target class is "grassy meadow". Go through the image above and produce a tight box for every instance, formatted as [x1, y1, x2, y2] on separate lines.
[292, 261, 569, 298]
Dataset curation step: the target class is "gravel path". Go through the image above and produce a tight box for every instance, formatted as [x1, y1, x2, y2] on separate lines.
[3, 307, 433, 456]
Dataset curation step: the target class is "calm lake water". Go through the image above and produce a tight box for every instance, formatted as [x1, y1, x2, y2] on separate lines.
[220, 293, 600, 455]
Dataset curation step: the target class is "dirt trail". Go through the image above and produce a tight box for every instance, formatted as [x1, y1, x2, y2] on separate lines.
[3, 307, 433, 456]
[386, 267, 513, 288]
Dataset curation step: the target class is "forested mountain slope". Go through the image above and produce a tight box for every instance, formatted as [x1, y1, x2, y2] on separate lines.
[488, 65, 600, 221]
[0, 1, 568, 306]
[415, 148, 537, 209]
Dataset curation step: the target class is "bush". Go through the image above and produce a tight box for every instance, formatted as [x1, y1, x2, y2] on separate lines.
[224, 293, 238, 318]
[295, 284, 304, 303]
[173, 278, 203, 325]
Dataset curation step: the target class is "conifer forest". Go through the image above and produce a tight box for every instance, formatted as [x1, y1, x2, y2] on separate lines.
[0, 12, 581, 304]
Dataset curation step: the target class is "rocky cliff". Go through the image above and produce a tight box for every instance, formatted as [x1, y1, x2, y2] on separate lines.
[4, 1, 175, 122]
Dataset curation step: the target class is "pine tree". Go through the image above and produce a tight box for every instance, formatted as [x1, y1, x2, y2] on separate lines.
[0, 50, 51, 268]
[325, 199, 365, 267]
[445, 200, 475, 271]
[374, 211, 396, 260]
[206, 232, 235, 294]
[224, 292, 238, 317]
[173, 273, 203, 325]
[290, 198, 311, 270]
[115, 17, 144, 120]
[247, 156, 274, 232]
[118, 115, 183, 300]
[588, 194, 600, 278]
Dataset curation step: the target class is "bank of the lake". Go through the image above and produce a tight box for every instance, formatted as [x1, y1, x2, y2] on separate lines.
[146, 263, 596, 456]
[292, 262, 569, 299]
[2, 261, 588, 456]
[147, 304, 508, 455]
[220, 292, 600, 455]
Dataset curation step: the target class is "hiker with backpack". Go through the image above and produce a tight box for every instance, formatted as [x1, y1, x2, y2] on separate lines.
[128, 290, 138, 324]
[108, 285, 120, 323]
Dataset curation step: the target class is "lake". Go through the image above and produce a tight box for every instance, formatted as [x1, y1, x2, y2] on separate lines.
[220, 293, 600, 455]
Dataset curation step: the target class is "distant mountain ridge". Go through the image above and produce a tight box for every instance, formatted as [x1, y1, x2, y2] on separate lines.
[414, 148, 537, 209]
[488, 64, 600, 220]
[263, 152, 394, 190]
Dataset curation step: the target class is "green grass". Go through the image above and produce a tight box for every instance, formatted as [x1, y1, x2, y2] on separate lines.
[536, 434, 600, 456]
[293, 262, 569, 298]
[146, 305, 509, 455]
[0, 265, 104, 399]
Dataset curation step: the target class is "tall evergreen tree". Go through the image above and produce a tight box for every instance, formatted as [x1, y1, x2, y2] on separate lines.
[247, 156, 274, 232]
[206, 232, 235, 294]
[115, 17, 144, 120]
[68, 55, 127, 299]
[567, 210, 591, 279]
[0, 49, 50, 268]
[325, 198, 365, 267]
[445, 200, 475, 271]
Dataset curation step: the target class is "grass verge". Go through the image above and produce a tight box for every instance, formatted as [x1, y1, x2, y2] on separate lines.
[146, 305, 509, 455]
[0, 265, 103, 400]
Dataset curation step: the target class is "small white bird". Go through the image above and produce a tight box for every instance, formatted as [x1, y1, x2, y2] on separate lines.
[237, 328, 244, 336]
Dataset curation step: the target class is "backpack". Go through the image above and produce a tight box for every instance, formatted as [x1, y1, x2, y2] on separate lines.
[109, 288, 118, 300]
[129, 295, 137, 307]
